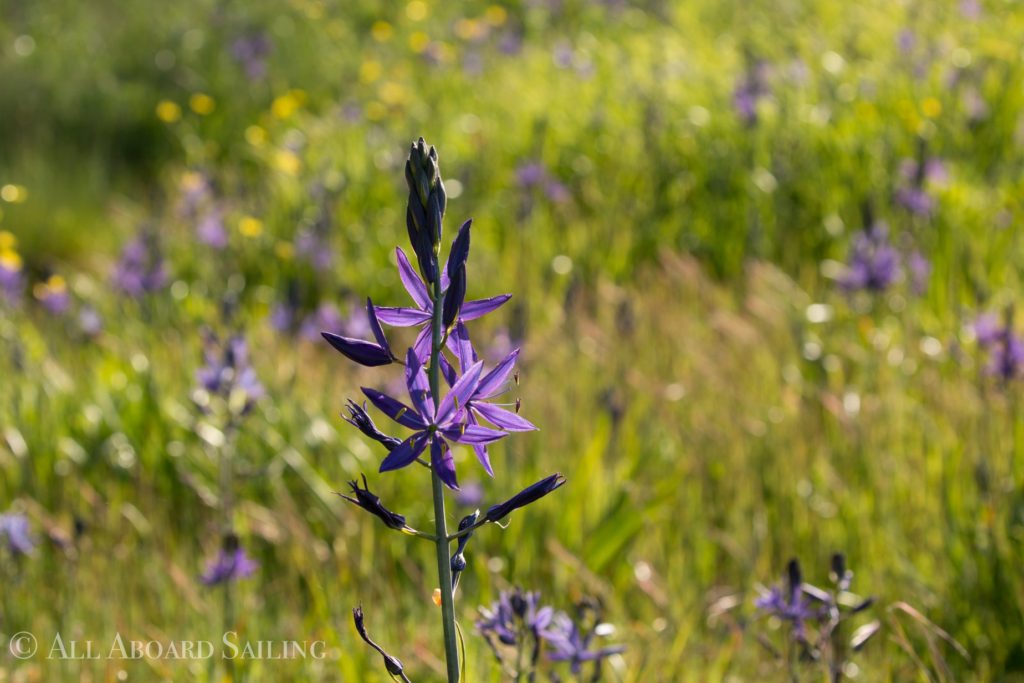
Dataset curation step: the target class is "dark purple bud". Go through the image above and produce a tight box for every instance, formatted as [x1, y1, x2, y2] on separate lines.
[322, 332, 393, 367]
[405, 137, 446, 283]
[451, 510, 479, 591]
[352, 606, 408, 680]
[343, 400, 402, 451]
[338, 474, 408, 531]
[442, 220, 472, 329]
[484, 473, 566, 524]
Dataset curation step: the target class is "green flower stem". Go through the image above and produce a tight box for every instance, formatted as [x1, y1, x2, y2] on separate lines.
[430, 264, 460, 682]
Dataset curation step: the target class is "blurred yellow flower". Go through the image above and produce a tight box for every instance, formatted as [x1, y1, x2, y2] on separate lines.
[378, 81, 407, 106]
[0, 249, 21, 271]
[271, 90, 307, 119]
[156, 100, 182, 123]
[371, 21, 393, 42]
[406, 1, 428, 21]
[245, 125, 267, 147]
[180, 171, 204, 192]
[454, 18, 487, 41]
[274, 150, 302, 176]
[359, 59, 383, 84]
[274, 241, 295, 260]
[0, 185, 28, 203]
[0, 231, 16, 250]
[365, 101, 387, 121]
[485, 5, 508, 26]
[189, 93, 216, 115]
[43, 274, 66, 292]
[409, 31, 430, 53]
[922, 97, 942, 118]
[238, 216, 264, 238]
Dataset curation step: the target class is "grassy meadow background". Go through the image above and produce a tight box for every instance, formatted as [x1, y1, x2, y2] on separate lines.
[2, 0, 1024, 679]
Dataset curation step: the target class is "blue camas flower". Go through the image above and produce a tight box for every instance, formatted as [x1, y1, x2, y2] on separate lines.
[201, 537, 258, 585]
[373, 243, 511, 360]
[0, 512, 35, 556]
[840, 222, 900, 292]
[362, 349, 508, 489]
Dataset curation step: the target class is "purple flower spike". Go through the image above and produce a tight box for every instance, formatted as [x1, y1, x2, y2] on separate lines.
[322, 298, 396, 367]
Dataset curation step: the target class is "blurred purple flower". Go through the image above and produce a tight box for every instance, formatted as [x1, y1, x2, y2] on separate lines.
[195, 332, 265, 413]
[973, 313, 1001, 347]
[989, 326, 1024, 381]
[541, 611, 625, 674]
[896, 158, 946, 217]
[455, 481, 485, 508]
[113, 234, 168, 297]
[35, 276, 71, 315]
[197, 211, 228, 249]
[0, 513, 34, 556]
[79, 306, 103, 337]
[733, 60, 770, 126]
[231, 32, 273, 81]
[755, 559, 817, 639]
[300, 302, 346, 341]
[477, 589, 555, 647]
[515, 161, 570, 203]
[908, 250, 931, 295]
[0, 259, 23, 303]
[295, 227, 333, 272]
[201, 545, 258, 585]
[839, 223, 900, 292]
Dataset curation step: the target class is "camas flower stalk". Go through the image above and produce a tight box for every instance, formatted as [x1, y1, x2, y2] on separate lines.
[324, 139, 565, 682]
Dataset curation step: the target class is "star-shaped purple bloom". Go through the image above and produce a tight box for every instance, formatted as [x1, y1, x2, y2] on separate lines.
[361, 349, 508, 489]
[373, 246, 511, 360]
[441, 323, 537, 475]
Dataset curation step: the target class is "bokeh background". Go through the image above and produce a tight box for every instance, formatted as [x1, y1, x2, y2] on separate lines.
[2, 0, 1023, 680]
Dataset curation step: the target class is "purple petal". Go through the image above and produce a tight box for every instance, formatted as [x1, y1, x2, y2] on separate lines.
[439, 352, 458, 387]
[442, 423, 507, 445]
[436, 360, 484, 425]
[431, 436, 459, 490]
[446, 322, 479, 372]
[366, 298, 391, 354]
[476, 348, 521, 399]
[467, 412, 494, 476]
[396, 247, 432, 311]
[321, 332, 393, 367]
[404, 348, 435, 419]
[380, 432, 429, 472]
[413, 326, 433, 363]
[374, 306, 431, 327]
[459, 294, 511, 321]
[472, 402, 537, 432]
[361, 387, 427, 430]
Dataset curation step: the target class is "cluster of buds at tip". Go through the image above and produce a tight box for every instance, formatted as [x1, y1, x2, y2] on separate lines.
[404, 137, 446, 284]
